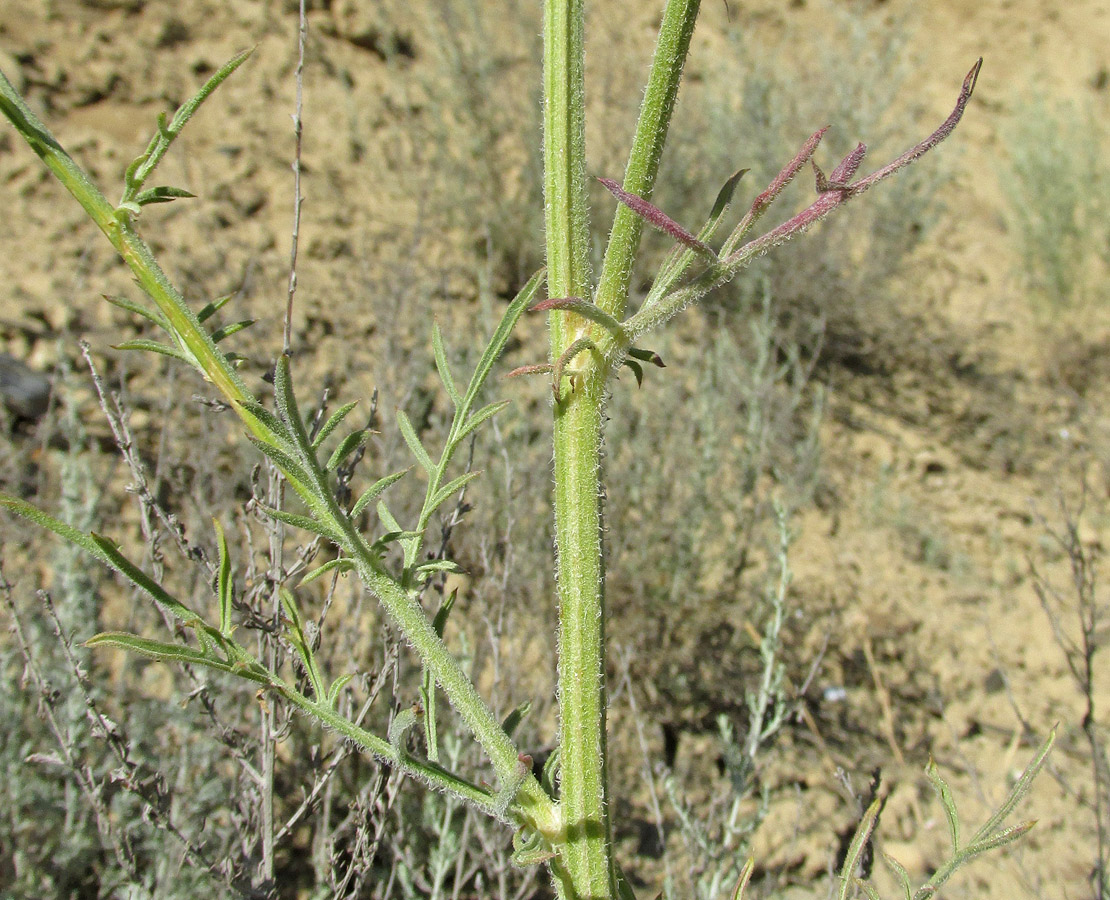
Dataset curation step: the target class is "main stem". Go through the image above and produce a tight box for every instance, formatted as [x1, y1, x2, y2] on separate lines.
[544, 2, 701, 896]
[544, 0, 613, 897]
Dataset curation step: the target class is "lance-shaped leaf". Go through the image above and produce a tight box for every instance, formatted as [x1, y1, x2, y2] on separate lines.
[255, 503, 344, 545]
[597, 177, 717, 260]
[432, 322, 461, 409]
[326, 672, 355, 709]
[103, 293, 170, 330]
[111, 338, 193, 365]
[837, 797, 883, 900]
[325, 428, 368, 472]
[730, 858, 756, 900]
[87, 632, 274, 685]
[428, 470, 481, 515]
[196, 292, 234, 323]
[502, 701, 532, 740]
[311, 400, 359, 451]
[214, 519, 234, 636]
[926, 757, 961, 853]
[122, 49, 253, 200]
[133, 185, 196, 206]
[299, 556, 356, 586]
[280, 588, 325, 700]
[530, 296, 628, 341]
[882, 851, 913, 900]
[454, 399, 510, 444]
[210, 319, 255, 344]
[350, 468, 410, 519]
[397, 409, 435, 475]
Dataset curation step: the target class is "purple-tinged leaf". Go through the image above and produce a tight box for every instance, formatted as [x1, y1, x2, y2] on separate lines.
[749, 126, 829, 216]
[830, 142, 868, 184]
[598, 177, 717, 260]
[848, 58, 982, 196]
[530, 297, 627, 339]
[628, 346, 665, 368]
[505, 363, 554, 379]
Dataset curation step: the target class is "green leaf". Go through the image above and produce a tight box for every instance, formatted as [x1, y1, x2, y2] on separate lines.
[196, 292, 234, 323]
[428, 471, 481, 515]
[210, 319, 254, 343]
[855, 878, 882, 900]
[87, 631, 272, 685]
[111, 338, 192, 365]
[882, 851, 912, 900]
[729, 858, 755, 900]
[299, 557, 356, 586]
[134, 185, 196, 206]
[280, 588, 324, 700]
[453, 399, 510, 444]
[414, 559, 464, 581]
[926, 758, 961, 853]
[273, 354, 313, 451]
[389, 705, 420, 754]
[964, 820, 1036, 857]
[255, 504, 343, 544]
[123, 49, 253, 196]
[376, 500, 403, 535]
[349, 468, 410, 519]
[969, 727, 1055, 846]
[246, 437, 314, 493]
[326, 672, 355, 708]
[431, 588, 457, 638]
[325, 428, 368, 472]
[234, 400, 294, 449]
[837, 798, 882, 900]
[102, 293, 170, 330]
[311, 400, 359, 450]
[214, 518, 234, 636]
[502, 701, 531, 739]
[432, 322, 461, 409]
[458, 266, 545, 420]
[396, 409, 435, 475]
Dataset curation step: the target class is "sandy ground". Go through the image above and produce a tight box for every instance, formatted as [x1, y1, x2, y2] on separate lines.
[1, 0, 1108, 897]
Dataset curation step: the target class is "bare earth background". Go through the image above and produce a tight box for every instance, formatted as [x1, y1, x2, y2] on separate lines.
[0, 0, 1108, 897]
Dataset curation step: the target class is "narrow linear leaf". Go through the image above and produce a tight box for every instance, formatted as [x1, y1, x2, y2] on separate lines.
[429, 471, 481, 514]
[597, 177, 717, 259]
[325, 429, 368, 473]
[87, 532, 198, 624]
[882, 851, 913, 900]
[246, 436, 315, 492]
[235, 400, 295, 450]
[299, 557, 356, 586]
[964, 820, 1036, 857]
[431, 588, 457, 638]
[389, 705, 420, 754]
[622, 358, 644, 386]
[350, 468, 410, 519]
[530, 296, 627, 340]
[87, 632, 272, 685]
[214, 518, 234, 636]
[454, 399, 511, 445]
[628, 347, 665, 367]
[210, 319, 255, 343]
[311, 400, 359, 451]
[273, 355, 313, 451]
[926, 758, 961, 853]
[730, 858, 755, 900]
[502, 701, 532, 740]
[376, 500, 403, 535]
[111, 339, 192, 364]
[396, 409, 435, 475]
[280, 588, 325, 699]
[432, 322, 461, 409]
[708, 168, 750, 229]
[196, 292, 234, 323]
[855, 878, 882, 900]
[837, 798, 882, 900]
[970, 727, 1055, 845]
[134, 185, 196, 206]
[415, 559, 465, 580]
[421, 678, 438, 762]
[103, 293, 170, 330]
[459, 266, 545, 418]
[326, 672, 355, 708]
[256, 504, 343, 544]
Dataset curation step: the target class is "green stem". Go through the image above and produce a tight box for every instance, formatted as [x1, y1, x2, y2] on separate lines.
[594, 0, 702, 321]
[543, 4, 701, 896]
